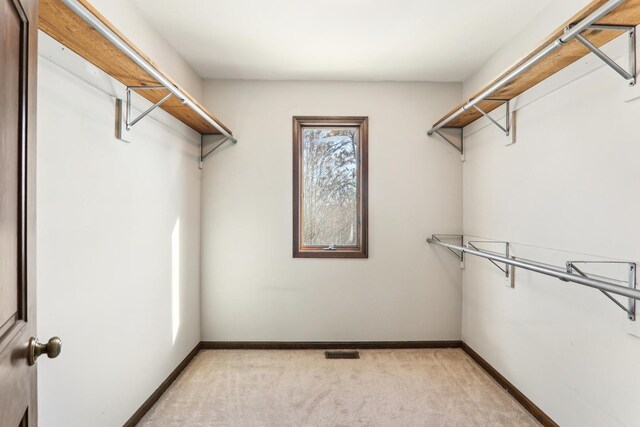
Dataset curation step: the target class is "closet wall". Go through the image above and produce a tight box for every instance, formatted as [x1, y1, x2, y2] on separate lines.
[36, 1, 203, 426]
[199, 80, 463, 342]
[460, 0, 640, 425]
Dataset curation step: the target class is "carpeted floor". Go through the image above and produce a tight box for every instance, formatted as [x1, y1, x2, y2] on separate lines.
[137, 349, 540, 426]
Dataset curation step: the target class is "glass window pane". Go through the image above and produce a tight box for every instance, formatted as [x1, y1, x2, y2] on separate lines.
[302, 127, 359, 247]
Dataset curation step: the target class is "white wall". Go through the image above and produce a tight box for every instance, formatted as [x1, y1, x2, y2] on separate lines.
[460, 1, 640, 425]
[200, 80, 463, 342]
[36, 1, 204, 424]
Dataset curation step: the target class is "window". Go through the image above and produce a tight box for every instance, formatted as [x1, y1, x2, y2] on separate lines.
[293, 116, 368, 258]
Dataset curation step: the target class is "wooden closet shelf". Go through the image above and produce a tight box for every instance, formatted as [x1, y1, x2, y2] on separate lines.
[38, 0, 233, 136]
[432, 0, 640, 130]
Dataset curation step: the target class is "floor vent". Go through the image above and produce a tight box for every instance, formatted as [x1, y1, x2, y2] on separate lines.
[325, 350, 360, 359]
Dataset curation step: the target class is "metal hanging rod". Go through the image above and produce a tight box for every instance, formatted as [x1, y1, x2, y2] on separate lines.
[427, 0, 625, 136]
[60, 0, 237, 144]
[426, 235, 640, 302]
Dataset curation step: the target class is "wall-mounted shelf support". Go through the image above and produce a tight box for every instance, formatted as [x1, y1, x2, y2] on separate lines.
[566, 261, 637, 320]
[115, 87, 180, 139]
[430, 234, 465, 264]
[125, 86, 180, 131]
[199, 135, 231, 169]
[432, 129, 464, 160]
[427, 234, 640, 320]
[473, 100, 510, 136]
[571, 24, 636, 86]
[467, 241, 511, 279]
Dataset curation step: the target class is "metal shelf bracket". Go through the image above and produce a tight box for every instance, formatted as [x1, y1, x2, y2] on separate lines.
[124, 86, 183, 131]
[474, 99, 511, 136]
[200, 134, 231, 169]
[115, 86, 183, 140]
[467, 241, 511, 278]
[569, 24, 636, 86]
[431, 128, 464, 160]
[565, 261, 637, 320]
[430, 234, 464, 265]
[115, 88, 237, 169]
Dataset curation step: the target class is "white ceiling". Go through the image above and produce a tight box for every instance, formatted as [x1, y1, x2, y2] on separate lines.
[132, 0, 550, 82]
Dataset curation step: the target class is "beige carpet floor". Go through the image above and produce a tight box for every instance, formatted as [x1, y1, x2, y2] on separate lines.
[137, 349, 540, 427]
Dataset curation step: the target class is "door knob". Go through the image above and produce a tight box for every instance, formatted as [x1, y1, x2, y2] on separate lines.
[28, 337, 62, 366]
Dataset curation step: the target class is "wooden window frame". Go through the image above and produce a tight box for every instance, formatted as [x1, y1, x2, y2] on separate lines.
[292, 116, 368, 258]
